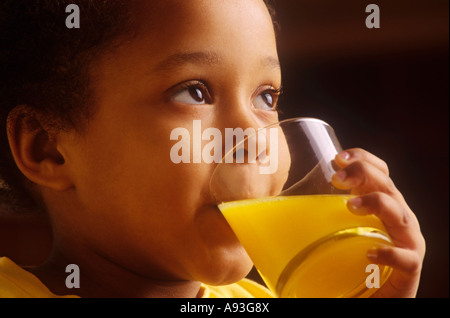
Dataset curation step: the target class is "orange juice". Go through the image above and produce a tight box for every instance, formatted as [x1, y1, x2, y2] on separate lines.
[219, 195, 393, 298]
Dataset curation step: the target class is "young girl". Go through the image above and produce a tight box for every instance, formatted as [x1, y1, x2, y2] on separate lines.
[0, 0, 425, 298]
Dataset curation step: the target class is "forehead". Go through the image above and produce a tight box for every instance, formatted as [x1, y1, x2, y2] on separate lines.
[128, 0, 277, 56]
[91, 0, 280, 97]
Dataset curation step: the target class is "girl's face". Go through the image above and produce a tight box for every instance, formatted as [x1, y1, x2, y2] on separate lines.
[56, 0, 281, 285]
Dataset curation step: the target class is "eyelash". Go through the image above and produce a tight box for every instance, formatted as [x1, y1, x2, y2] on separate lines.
[254, 85, 283, 111]
[170, 80, 213, 105]
[170, 80, 282, 111]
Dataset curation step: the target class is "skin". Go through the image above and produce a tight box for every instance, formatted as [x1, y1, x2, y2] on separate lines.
[6, 0, 424, 298]
[332, 149, 426, 297]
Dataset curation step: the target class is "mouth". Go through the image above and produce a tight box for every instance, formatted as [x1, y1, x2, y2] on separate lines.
[208, 203, 230, 227]
[195, 203, 242, 247]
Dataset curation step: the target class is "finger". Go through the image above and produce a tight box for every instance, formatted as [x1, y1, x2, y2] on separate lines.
[348, 193, 410, 229]
[367, 246, 423, 298]
[367, 246, 422, 275]
[347, 193, 422, 249]
[331, 160, 399, 196]
[335, 148, 389, 176]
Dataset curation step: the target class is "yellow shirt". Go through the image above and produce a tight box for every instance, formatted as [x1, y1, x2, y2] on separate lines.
[0, 257, 273, 298]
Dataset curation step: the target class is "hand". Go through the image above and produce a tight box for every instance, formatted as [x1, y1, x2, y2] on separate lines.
[331, 148, 426, 298]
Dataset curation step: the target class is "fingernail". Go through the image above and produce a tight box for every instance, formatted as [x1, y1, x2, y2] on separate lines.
[338, 151, 351, 161]
[367, 247, 379, 260]
[348, 197, 368, 215]
[334, 170, 347, 182]
[348, 197, 362, 210]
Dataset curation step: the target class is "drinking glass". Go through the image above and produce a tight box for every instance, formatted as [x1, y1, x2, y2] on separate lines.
[209, 117, 393, 298]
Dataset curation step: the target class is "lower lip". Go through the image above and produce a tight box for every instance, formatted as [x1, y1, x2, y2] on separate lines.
[196, 204, 241, 243]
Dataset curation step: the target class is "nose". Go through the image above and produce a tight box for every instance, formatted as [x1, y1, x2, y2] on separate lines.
[216, 96, 276, 165]
[218, 95, 260, 131]
[208, 97, 284, 203]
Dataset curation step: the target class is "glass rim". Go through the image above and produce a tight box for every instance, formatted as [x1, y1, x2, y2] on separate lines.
[219, 117, 336, 160]
[263, 117, 334, 131]
[214, 117, 335, 171]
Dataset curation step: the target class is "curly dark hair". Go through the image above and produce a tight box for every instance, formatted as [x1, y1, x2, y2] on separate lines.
[0, 0, 278, 213]
[0, 0, 133, 212]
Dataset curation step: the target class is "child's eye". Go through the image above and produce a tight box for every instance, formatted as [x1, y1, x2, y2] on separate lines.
[253, 87, 281, 111]
[172, 81, 212, 105]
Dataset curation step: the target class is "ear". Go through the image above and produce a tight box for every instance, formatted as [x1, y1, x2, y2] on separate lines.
[6, 106, 74, 192]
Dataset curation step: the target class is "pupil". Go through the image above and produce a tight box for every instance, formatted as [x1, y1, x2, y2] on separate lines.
[190, 87, 204, 102]
[264, 93, 273, 106]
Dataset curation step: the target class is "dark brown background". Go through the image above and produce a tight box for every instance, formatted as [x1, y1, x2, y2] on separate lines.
[273, 0, 448, 298]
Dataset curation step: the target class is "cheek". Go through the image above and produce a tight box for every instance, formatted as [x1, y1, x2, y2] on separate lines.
[86, 140, 205, 219]
[67, 112, 251, 282]
[72, 123, 216, 242]
[66, 132, 209, 270]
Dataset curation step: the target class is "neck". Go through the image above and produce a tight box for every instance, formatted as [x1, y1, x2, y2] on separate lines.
[28, 240, 202, 298]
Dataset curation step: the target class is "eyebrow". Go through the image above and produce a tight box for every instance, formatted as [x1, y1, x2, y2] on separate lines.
[152, 51, 281, 73]
[263, 56, 282, 71]
[152, 51, 221, 72]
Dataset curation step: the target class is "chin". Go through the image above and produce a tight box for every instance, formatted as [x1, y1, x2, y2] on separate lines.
[194, 248, 254, 286]
[190, 204, 255, 285]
